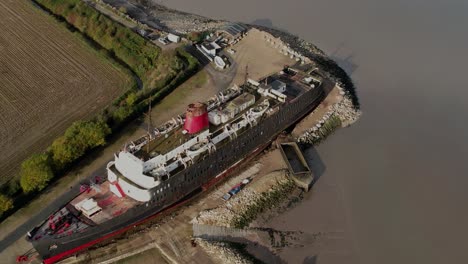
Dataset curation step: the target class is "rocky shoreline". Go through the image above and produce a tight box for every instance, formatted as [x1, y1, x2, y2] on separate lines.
[195, 239, 253, 264]
[297, 87, 361, 145]
[98, 0, 226, 33]
[194, 171, 293, 228]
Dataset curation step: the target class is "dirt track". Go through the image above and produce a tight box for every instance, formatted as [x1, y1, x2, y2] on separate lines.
[0, 0, 133, 184]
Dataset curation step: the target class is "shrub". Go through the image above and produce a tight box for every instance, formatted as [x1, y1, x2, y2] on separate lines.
[4, 179, 21, 196]
[310, 114, 341, 145]
[19, 154, 54, 193]
[112, 105, 134, 125]
[0, 194, 13, 216]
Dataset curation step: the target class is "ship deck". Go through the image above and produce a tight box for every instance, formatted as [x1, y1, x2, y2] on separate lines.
[134, 127, 192, 160]
[31, 181, 140, 242]
[69, 182, 140, 225]
[132, 69, 317, 162]
[133, 94, 268, 160]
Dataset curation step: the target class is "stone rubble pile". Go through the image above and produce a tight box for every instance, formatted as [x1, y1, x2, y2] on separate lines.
[139, 0, 227, 33]
[332, 90, 361, 126]
[260, 30, 311, 64]
[195, 239, 252, 264]
[95, 0, 224, 33]
[254, 25, 326, 59]
[161, 19, 225, 34]
[297, 89, 361, 144]
[195, 189, 258, 227]
[94, 0, 142, 26]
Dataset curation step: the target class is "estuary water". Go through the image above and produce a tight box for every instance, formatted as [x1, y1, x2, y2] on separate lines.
[164, 1, 468, 263]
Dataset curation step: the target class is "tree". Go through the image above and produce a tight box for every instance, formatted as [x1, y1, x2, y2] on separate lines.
[51, 120, 111, 168]
[112, 106, 133, 124]
[0, 194, 13, 216]
[20, 154, 54, 193]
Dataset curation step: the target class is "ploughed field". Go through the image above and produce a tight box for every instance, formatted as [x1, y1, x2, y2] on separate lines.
[0, 0, 133, 184]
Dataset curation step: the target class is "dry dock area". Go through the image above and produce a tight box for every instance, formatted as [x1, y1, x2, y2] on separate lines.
[279, 142, 314, 191]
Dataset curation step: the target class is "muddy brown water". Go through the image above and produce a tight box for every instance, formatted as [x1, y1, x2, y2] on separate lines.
[163, 0, 468, 263]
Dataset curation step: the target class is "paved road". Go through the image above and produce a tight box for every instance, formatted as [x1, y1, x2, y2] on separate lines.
[0, 163, 108, 253]
[184, 45, 238, 92]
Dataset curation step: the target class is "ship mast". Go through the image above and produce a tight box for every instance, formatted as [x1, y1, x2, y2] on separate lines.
[244, 64, 249, 85]
[146, 95, 152, 153]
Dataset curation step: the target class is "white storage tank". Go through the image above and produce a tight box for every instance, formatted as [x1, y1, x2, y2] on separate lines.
[208, 110, 222, 125]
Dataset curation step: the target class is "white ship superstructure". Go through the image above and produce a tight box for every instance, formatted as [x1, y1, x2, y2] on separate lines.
[106, 68, 322, 202]
[107, 87, 273, 202]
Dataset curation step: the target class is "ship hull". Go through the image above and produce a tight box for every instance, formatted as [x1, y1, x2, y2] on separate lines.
[34, 81, 326, 263]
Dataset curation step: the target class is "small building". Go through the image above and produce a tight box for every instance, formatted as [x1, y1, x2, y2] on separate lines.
[208, 93, 255, 125]
[75, 198, 102, 218]
[167, 33, 181, 43]
[201, 41, 221, 56]
[214, 56, 226, 69]
[227, 93, 255, 114]
[270, 80, 287, 93]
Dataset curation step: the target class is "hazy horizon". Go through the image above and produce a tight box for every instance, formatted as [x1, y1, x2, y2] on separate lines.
[164, 0, 468, 263]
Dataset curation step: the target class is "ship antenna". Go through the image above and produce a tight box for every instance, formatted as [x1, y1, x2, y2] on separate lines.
[146, 95, 153, 153]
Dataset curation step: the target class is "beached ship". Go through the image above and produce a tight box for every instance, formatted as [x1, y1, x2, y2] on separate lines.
[26, 67, 328, 263]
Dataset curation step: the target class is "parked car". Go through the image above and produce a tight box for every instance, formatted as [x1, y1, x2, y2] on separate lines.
[221, 178, 251, 201]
